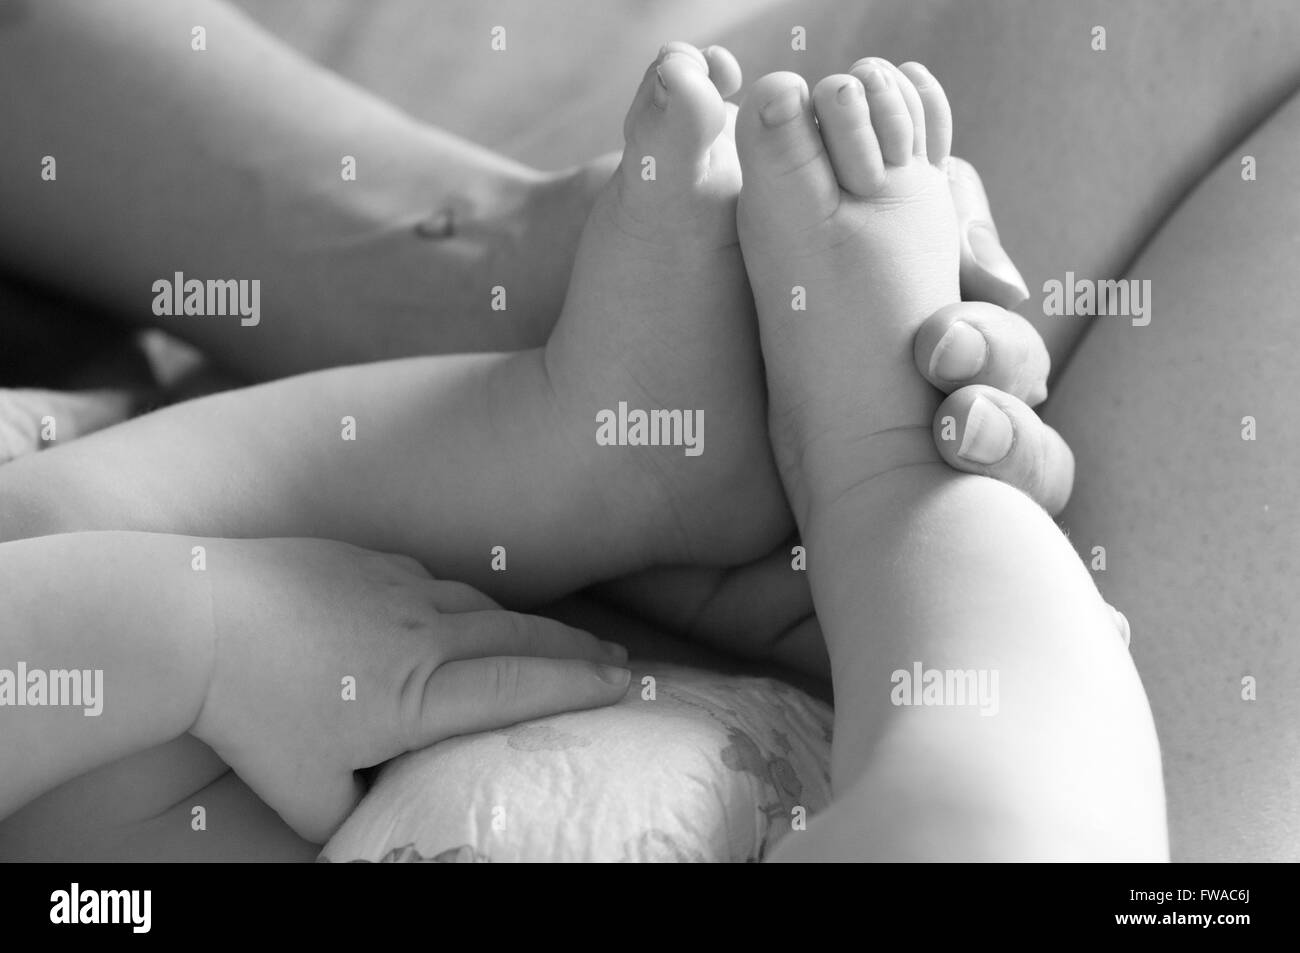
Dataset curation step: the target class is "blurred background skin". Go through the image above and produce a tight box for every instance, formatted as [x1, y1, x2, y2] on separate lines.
[230, 0, 1300, 375]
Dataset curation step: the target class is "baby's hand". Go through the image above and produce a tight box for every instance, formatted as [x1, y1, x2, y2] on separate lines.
[191, 537, 630, 843]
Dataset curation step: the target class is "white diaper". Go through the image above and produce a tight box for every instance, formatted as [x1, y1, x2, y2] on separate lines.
[320, 664, 833, 863]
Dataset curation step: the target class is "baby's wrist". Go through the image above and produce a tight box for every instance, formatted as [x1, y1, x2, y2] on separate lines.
[0, 533, 217, 815]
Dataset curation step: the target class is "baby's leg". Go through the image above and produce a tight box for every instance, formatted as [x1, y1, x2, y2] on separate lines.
[0, 352, 636, 606]
[1044, 89, 1300, 861]
[734, 63, 1164, 858]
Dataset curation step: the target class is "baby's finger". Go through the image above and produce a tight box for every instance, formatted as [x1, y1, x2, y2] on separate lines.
[933, 385, 1074, 515]
[414, 656, 632, 743]
[947, 156, 1030, 309]
[436, 610, 628, 665]
[428, 578, 500, 614]
[914, 300, 1050, 405]
[385, 553, 433, 578]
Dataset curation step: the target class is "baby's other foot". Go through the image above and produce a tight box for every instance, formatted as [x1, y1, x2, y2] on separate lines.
[546, 43, 789, 566]
[735, 60, 960, 521]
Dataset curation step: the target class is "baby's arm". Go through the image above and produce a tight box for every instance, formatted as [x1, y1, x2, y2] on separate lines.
[0, 350, 641, 607]
[0, 533, 212, 820]
[776, 457, 1168, 860]
[0, 530, 629, 839]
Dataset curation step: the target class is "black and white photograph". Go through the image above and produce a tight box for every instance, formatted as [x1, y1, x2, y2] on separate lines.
[0, 0, 1292, 913]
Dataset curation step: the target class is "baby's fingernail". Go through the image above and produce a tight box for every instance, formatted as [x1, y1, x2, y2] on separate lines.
[968, 223, 1030, 305]
[599, 640, 629, 663]
[760, 87, 804, 127]
[958, 395, 1014, 465]
[929, 320, 988, 382]
[597, 664, 632, 688]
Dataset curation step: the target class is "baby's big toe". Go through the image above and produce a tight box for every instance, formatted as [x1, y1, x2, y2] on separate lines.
[622, 44, 731, 186]
[735, 72, 839, 229]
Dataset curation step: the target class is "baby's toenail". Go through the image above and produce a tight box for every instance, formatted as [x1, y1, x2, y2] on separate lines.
[759, 87, 805, 127]
[1111, 606, 1132, 647]
[957, 396, 1014, 465]
[653, 66, 670, 106]
[863, 68, 890, 93]
[663, 50, 707, 76]
[905, 62, 935, 87]
[836, 80, 865, 105]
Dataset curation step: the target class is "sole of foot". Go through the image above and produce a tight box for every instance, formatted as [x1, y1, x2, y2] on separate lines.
[735, 58, 961, 521]
[545, 43, 790, 567]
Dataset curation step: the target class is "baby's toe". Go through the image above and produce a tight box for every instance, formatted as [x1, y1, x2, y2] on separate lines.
[622, 44, 728, 186]
[811, 74, 886, 196]
[735, 72, 839, 227]
[899, 62, 952, 164]
[701, 44, 743, 99]
[656, 40, 710, 74]
[852, 58, 928, 159]
[653, 41, 740, 98]
[848, 58, 915, 165]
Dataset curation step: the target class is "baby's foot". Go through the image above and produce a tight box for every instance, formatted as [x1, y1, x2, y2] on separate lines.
[546, 43, 789, 566]
[735, 60, 960, 521]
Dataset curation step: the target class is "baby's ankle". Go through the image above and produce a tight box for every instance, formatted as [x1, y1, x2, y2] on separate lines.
[777, 385, 943, 530]
[525, 348, 693, 569]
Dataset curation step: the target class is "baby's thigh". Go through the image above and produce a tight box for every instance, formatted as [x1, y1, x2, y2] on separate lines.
[1043, 89, 1300, 861]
